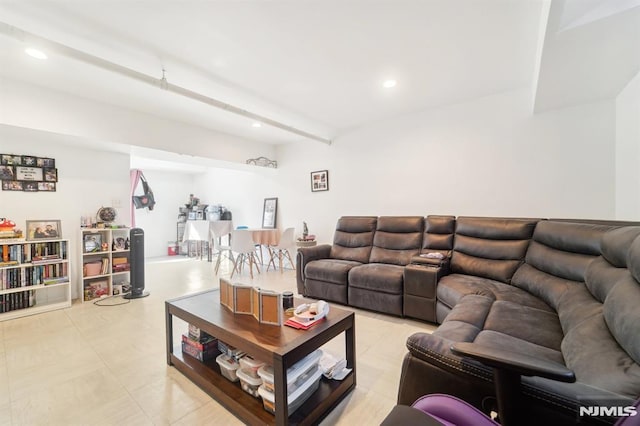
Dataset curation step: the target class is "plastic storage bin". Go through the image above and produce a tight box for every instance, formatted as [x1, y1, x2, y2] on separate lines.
[257, 368, 323, 415]
[216, 353, 240, 382]
[258, 349, 322, 394]
[236, 367, 263, 398]
[239, 355, 265, 379]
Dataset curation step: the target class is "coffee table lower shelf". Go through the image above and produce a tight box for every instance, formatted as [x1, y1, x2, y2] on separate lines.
[170, 350, 355, 425]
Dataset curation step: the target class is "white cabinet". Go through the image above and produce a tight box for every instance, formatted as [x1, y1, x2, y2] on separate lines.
[80, 228, 130, 301]
[0, 238, 72, 321]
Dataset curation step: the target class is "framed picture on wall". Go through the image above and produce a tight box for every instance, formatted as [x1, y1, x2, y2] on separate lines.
[262, 197, 278, 228]
[310, 170, 329, 192]
[44, 168, 58, 182]
[0, 165, 14, 180]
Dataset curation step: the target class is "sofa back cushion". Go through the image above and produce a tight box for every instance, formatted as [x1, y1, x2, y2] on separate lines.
[512, 221, 614, 310]
[330, 216, 377, 263]
[421, 215, 455, 257]
[369, 216, 423, 266]
[450, 217, 539, 284]
[604, 234, 640, 365]
[586, 227, 640, 303]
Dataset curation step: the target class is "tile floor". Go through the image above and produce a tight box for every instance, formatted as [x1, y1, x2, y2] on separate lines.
[0, 256, 436, 425]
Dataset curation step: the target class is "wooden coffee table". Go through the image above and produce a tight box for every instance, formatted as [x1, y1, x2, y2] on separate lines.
[165, 289, 356, 425]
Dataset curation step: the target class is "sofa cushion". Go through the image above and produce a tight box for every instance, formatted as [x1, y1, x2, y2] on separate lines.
[305, 259, 362, 285]
[601, 227, 640, 268]
[330, 216, 377, 263]
[437, 273, 553, 313]
[483, 301, 563, 351]
[511, 221, 613, 311]
[422, 215, 456, 257]
[369, 216, 423, 266]
[349, 263, 404, 295]
[562, 312, 640, 398]
[603, 273, 640, 365]
[450, 217, 538, 284]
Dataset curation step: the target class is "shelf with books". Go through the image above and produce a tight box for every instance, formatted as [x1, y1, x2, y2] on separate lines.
[0, 238, 71, 321]
[80, 228, 130, 302]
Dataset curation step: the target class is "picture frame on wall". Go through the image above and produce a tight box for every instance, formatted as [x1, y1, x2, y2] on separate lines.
[44, 168, 58, 182]
[26, 220, 62, 240]
[0, 165, 14, 180]
[37, 157, 55, 168]
[262, 197, 278, 229]
[311, 170, 329, 192]
[2, 180, 23, 191]
[1, 154, 21, 166]
[37, 182, 56, 192]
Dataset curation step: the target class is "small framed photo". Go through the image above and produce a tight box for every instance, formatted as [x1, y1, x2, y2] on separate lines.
[38, 182, 56, 192]
[26, 220, 62, 240]
[22, 156, 37, 166]
[2, 180, 23, 191]
[44, 168, 58, 182]
[114, 237, 126, 250]
[37, 157, 55, 168]
[310, 170, 329, 192]
[1, 154, 21, 165]
[83, 233, 103, 252]
[23, 182, 38, 192]
[0, 165, 14, 180]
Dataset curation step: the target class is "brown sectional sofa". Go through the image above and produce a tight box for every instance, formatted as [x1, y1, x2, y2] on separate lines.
[296, 215, 640, 425]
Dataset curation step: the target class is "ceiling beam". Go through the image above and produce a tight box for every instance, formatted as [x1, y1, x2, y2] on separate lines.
[0, 21, 333, 145]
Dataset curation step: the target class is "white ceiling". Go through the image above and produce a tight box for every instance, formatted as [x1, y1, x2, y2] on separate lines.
[0, 0, 638, 145]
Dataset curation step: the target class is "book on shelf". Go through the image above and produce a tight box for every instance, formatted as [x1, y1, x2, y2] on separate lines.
[112, 265, 130, 273]
[42, 276, 69, 285]
[32, 255, 62, 263]
[100, 258, 109, 275]
[0, 260, 19, 267]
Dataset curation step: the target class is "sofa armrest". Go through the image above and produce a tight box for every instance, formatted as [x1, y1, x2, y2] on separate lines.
[403, 261, 450, 323]
[296, 244, 332, 295]
[451, 342, 575, 383]
[451, 342, 575, 426]
[410, 255, 450, 268]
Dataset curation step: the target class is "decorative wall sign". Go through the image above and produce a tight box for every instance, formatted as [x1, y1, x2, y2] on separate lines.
[0, 153, 57, 192]
[16, 167, 43, 181]
[246, 156, 277, 168]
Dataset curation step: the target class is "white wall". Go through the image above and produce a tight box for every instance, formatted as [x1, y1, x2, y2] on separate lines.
[132, 169, 194, 258]
[274, 88, 617, 244]
[192, 167, 279, 228]
[615, 71, 640, 220]
[0, 125, 131, 299]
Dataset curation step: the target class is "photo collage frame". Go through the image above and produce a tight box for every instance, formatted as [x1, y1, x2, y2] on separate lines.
[0, 154, 57, 192]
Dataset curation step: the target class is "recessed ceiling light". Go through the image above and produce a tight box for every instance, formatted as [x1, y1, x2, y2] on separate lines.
[252, 122, 262, 128]
[25, 48, 47, 60]
[383, 79, 397, 88]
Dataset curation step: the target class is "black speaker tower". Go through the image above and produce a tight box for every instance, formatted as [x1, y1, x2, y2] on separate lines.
[124, 227, 149, 299]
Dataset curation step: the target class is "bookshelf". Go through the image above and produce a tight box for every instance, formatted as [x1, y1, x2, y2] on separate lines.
[0, 238, 72, 321]
[80, 228, 130, 302]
